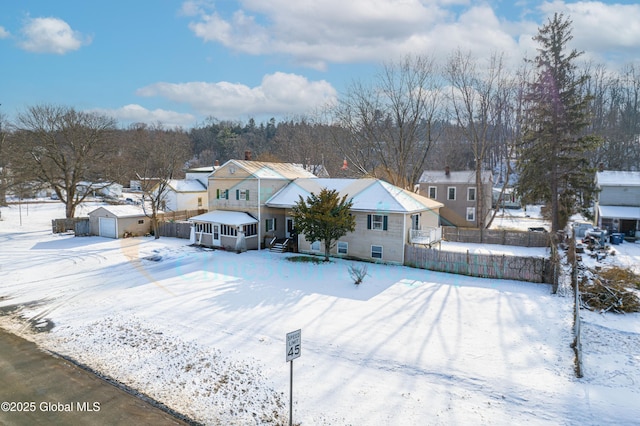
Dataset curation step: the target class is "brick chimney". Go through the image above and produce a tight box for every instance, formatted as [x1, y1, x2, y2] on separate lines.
[214, 159, 220, 167]
[598, 162, 604, 172]
[244, 150, 252, 161]
[445, 165, 450, 176]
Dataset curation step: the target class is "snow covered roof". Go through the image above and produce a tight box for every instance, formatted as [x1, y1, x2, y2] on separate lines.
[596, 171, 640, 187]
[266, 178, 443, 213]
[598, 205, 640, 220]
[89, 205, 152, 218]
[167, 179, 207, 193]
[189, 210, 258, 225]
[419, 170, 492, 184]
[215, 160, 318, 180]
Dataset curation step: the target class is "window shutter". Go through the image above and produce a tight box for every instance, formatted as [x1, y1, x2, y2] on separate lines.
[367, 214, 372, 229]
[225, 189, 229, 199]
[216, 189, 220, 199]
[246, 190, 249, 200]
[273, 218, 276, 230]
[383, 215, 388, 231]
[236, 189, 239, 200]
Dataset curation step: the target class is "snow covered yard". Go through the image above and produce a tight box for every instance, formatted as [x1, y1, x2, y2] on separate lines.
[1, 202, 639, 425]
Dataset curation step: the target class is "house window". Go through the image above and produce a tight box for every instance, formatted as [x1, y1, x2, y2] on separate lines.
[236, 189, 249, 201]
[467, 187, 476, 201]
[195, 223, 212, 234]
[337, 241, 348, 254]
[138, 219, 144, 224]
[310, 241, 321, 251]
[265, 218, 276, 232]
[198, 197, 202, 207]
[411, 214, 419, 230]
[428, 186, 437, 199]
[216, 189, 229, 199]
[243, 223, 257, 236]
[448, 187, 456, 200]
[371, 245, 383, 259]
[220, 225, 237, 236]
[466, 207, 476, 222]
[367, 214, 388, 231]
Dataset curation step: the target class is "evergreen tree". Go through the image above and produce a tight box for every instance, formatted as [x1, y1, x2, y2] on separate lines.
[516, 13, 601, 232]
[291, 188, 356, 262]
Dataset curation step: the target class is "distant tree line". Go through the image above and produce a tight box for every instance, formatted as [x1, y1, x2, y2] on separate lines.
[1, 14, 639, 229]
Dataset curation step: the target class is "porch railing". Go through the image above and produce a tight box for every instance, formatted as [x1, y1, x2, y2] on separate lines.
[409, 227, 442, 247]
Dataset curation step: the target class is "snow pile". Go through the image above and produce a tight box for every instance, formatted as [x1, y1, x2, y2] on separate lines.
[48, 316, 287, 425]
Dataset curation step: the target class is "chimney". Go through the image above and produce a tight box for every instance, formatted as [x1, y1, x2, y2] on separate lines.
[445, 165, 450, 176]
[214, 159, 220, 167]
[244, 150, 252, 161]
[598, 162, 604, 172]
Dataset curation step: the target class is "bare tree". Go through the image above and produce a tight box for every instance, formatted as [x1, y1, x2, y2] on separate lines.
[445, 50, 511, 230]
[332, 55, 445, 188]
[13, 105, 117, 218]
[129, 123, 191, 239]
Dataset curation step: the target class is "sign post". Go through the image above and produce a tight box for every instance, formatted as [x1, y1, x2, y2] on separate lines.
[286, 329, 301, 426]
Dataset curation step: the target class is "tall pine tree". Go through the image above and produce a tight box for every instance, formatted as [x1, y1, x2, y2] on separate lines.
[516, 13, 601, 232]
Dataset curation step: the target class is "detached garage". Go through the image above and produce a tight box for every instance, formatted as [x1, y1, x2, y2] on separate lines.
[89, 205, 154, 238]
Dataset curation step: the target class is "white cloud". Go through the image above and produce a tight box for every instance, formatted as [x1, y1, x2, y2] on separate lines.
[19, 17, 90, 54]
[135, 72, 338, 120]
[538, 1, 640, 58]
[183, 0, 523, 69]
[0, 26, 10, 39]
[91, 105, 197, 129]
[183, 1, 640, 70]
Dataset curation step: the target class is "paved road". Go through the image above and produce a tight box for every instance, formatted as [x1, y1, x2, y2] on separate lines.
[0, 329, 191, 426]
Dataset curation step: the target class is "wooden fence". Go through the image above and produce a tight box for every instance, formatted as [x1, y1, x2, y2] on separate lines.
[157, 221, 192, 239]
[51, 218, 90, 236]
[442, 226, 549, 247]
[404, 245, 553, 284]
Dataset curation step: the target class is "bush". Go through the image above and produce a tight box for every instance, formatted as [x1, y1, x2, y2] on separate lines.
[348, 263, 369, 285]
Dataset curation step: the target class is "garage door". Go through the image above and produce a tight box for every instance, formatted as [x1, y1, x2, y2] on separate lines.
[99, 217, 117, 238]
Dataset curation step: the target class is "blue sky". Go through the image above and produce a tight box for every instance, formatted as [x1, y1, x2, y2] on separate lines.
[1, 0, 639, 128]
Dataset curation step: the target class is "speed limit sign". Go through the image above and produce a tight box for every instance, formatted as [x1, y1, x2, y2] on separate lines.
[286, 329, 301, 362]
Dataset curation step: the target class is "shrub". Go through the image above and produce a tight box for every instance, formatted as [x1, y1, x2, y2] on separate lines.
[348, 264, 369, 285]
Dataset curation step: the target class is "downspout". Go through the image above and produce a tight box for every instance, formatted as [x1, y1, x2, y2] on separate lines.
[401, 213, 406, 265]
[258, 177, 262, 250]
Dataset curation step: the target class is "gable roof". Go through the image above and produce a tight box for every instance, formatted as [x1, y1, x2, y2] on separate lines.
[266, 178, 443, 213]
[596, 171, 640, 187]
[89, 205, 152, 218]
[214, 160, 318, 179]
[419, 170, 492, 184]
[166, 179, 207, 192]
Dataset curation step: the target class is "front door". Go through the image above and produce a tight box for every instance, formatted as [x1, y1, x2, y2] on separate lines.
[286, 217, 294, 238]
[212, 224, 220, 245]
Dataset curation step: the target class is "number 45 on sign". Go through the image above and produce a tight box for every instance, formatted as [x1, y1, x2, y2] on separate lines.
[286, 329, 301, 362]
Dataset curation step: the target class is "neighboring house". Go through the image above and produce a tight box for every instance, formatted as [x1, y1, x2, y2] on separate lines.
[155, 179, 208, 212]
[417, 167, 493, 228]
[76, 181, 123, 199]
[595, 171, 640, 239]
[185, 166, 215, 186]
[189, 159, 318, 250]
[492, 187, 521, 209]
[266, 178, 443, 264]
[89, 205, 158, 238]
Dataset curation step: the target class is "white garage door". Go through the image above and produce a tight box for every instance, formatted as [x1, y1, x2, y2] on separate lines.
[99, 217, 117, 238]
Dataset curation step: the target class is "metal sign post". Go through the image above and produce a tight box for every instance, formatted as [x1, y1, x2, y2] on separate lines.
[286, 329, 301, 426]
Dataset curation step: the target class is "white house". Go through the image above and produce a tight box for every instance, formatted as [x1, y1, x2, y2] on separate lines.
[595, 171, 640, 240]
